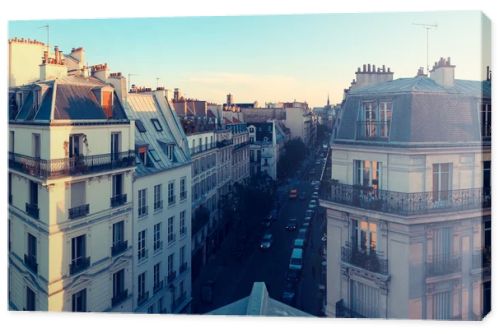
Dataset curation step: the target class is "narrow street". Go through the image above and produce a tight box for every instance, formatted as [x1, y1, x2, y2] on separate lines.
[191, 145, 328, 316]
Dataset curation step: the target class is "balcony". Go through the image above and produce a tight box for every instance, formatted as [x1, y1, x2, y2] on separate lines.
[24, 254, 38, 274]
[138, 206, 148, 218]
[153, 280, 164, 293]
[25, 203, 39, 219]
[341, 245, 388, 276]
[167, 271, 177, 284]
[320, 181, 490, 216]
[112, 289, 128, 307]
[179, 262, 188, 273]
[111, 194, 127, 208]
[137, 291, 149, 306]
[426, 254, 462, 277]
[153, 200, 163, 211]
[168, 196, 176, 206]
[9, 151, 135, 179]
[70, 257, 91, 275]
[68, 204, 90, 220]
[111, 240, 128, 257]
[356, 121, 391, 140]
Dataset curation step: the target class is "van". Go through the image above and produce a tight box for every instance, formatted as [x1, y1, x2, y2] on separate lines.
[289, 248, 303, 272]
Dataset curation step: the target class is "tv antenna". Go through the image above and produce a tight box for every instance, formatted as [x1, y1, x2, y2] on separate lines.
[128, 73, 138, 91]
[38, 24, 50, 53]
[413, 23, 438, 74]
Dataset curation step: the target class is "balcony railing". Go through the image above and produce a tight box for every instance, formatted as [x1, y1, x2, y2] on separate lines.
[320, 181, 491, 216]
[138, 206, 148, 218]
[335, 299, 366, 318]
[426, 254, 462, 277]
[70, 257, 91, 275]
[137, 291, 149, 306]
[217, 139, 233, 148]
[179, 262, 188, 273]
[341, 244, 388, 275]
[168, 196, 176, 206]
[190, 143, 216, 156]
[24, 254, 38, 274]
[112, 289, 128, 307]
[111, 194, 127, 208]
[111, 240, 128, 256]
[180, 191, 187, 201]
[153, 280, 164, 293]
[153, 200, 163, 211]
[167, 271, 177, 284]
[25, 203, 39, 219]
[9, 151, 135, 179]
[356, 121, 391, 140]
[68, 204, 90, 220]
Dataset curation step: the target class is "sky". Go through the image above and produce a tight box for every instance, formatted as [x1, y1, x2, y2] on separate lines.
[8, 11, 490, 107]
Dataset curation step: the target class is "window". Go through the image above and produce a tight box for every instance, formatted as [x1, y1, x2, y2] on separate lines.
[151, 118, 163, 132]
[29, 180, 38, 206]
[138, 272, 146, 298]
[26, 286, 36, 311]
[432, 291, 452, 320]
[378, 102, 392, 137]
[113, 269, 125, 300]
[138, 189, 147, 217]
[71, 235, 86, 264]
[69, 134, 83, 158]
[154, 223, 162, 251]
[354, 160, 381, 189]
[149, 149, 160, 162]
[480, 103, 491, 138]
[32, 133, 40, 159]
[168, 217, 175, 244]
[153, 263, 161, 289]
[351, 219, 378, 253]
[70, 181, 86, 209]
[431, 227, 453, 262]
[112, 221, 124, 246]
[180, 246, 186, 267]
[137, 230, 146, 260]
[27, 233, 37, 259]
[180, 178, 187, 200]
[350, 280, 379, 318]
[111, 132, 121, 160]
[112, 174, 123, 196]
[72, 289, 87, 312]
[432, 163, 452, 202]
[168, 254, 174, 275]
[137, 145, 148, 165]
[168, 181, 175, 205]
[135, 119, 147, 133]
[154, 184, 162, 210]
[179, 211, 186, 236]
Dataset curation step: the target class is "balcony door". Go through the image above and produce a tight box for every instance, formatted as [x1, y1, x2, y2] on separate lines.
[111, 132, 121, 161]
[71, 235, 86, 264]
[32, 134, 40, 159]
[112, 174, 123, 197]
[354, 160, 381, 190]
[69, 134, 83, 158]
[432, 163, 452, 203]
[71, 182, 86, 209]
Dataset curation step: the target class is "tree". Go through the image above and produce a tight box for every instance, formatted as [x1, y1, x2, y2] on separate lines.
[278, 138, 307, 179]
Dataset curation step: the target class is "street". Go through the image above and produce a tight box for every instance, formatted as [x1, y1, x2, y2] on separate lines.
[191, 145, 328, 316]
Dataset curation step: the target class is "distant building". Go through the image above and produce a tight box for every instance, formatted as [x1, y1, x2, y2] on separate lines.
[320, 59, 491, 320]
[208, 282, 312, 316]
[248, 121, 285, 180]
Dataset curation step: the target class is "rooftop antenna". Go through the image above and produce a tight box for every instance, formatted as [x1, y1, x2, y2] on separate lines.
[413, 23, 438, 74]
[128, 73, 138, 91]
[156, 77, 160, 89]
[38, 24, 49, 53]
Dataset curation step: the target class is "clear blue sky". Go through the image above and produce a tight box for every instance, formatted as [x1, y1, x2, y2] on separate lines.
[9, 11, 489, 107]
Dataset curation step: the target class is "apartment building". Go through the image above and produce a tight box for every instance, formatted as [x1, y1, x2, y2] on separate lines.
[248, 121, 285, 180]
[8, 50, 135, 312]
[320, 60, 491, 320]
[227, 123, 250, 185]
[118, 82, 193, 314]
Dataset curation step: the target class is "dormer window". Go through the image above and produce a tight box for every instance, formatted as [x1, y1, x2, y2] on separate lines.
[148, 149, 160, 162]
[151, 118, 163, 132]
[92, 87, 114, 119]
[358, 101, 392, 139]
[137, 145, 148, 165]
[135, 120, 147, 133]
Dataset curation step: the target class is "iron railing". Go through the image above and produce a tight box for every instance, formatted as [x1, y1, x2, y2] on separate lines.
[111, 289, 128, 307]
[426, 254, 462, 277]
[111, 240, 128, 256]
[356, 121, 391, 140]
[25, 203, 39, 219]
[111, 194, 127, 208]
[68, 204, 90, 220]
[9, 150, 135, 179]
[24, 254, 38, 274]
[320, 181, 490, 216]
[341, 244, 389, 275]
[70, 257, 91, 275]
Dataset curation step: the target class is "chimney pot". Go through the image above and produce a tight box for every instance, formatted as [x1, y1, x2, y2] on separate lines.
[363, 64, 366, 72]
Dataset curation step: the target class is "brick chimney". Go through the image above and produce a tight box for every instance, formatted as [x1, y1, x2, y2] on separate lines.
[173, 88, 180, 102]
[352, 64, 394, 89]
[39, 46, 67, 81]
[227, 93, 233, 105]
[91, 63, 109, 82]
[108, 72, 128, 101]
[429, 57, 455, 87]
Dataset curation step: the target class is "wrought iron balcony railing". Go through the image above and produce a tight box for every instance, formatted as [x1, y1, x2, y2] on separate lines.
[24, 254, 38, 274]
[341, 244, 389, 275]
[426, 254, 462, 277]
[320, 181, 491, 216]
[25, 203, 39, 219]
[9, 151, 135, 179]
[111, 194, 127, 208]
[68, 204, 90, 220]
[112, 289, 128, 307]
[356, 121, 391, 140]
[111, 240, 128, 256]
[70, 257, 91, 275]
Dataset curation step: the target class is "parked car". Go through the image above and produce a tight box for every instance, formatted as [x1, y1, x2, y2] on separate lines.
[260, 233, 274, 250]
[285, 219, 298, 231]
[294, 238, 305, 248]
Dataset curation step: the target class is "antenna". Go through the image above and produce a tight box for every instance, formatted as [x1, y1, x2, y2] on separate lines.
[128, 73, 138, 91]
[156, 77, 160, 89]
[38, 24, 49, 53]
[413, 23, 438, 74]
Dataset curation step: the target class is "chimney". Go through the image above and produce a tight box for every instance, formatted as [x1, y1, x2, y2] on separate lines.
[354, 63, 394, 89]
[108, 72, 128, 102]
[91, 63, 109, 82]
[173, 88, 180, 102]
[227, 93, 233, 105]
[429, 57, 455, 87]
[416, 67, 426, 77]
[39, 47, 68, 81]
